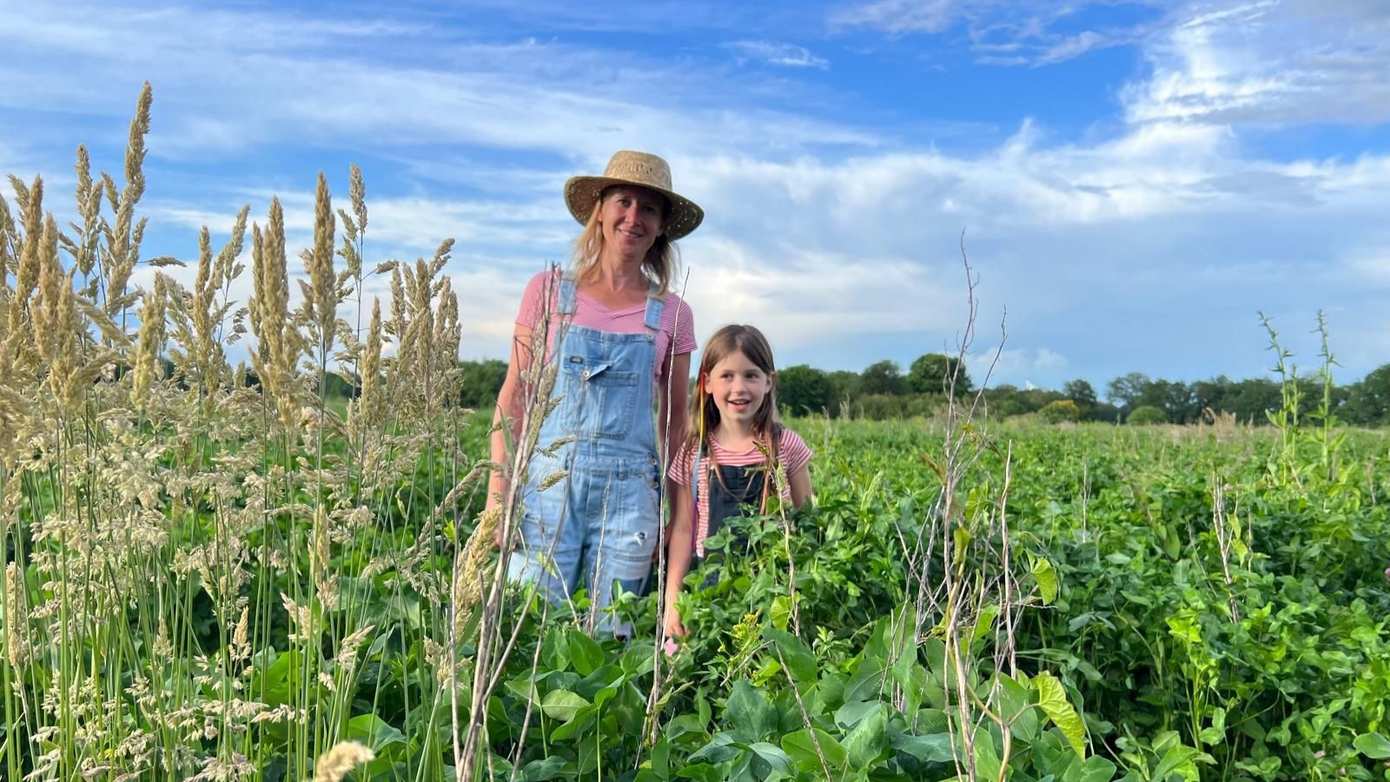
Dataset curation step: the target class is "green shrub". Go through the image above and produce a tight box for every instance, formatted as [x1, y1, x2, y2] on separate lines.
[1039, 399, 1082, 423]
[1126, 404, 1167, 424]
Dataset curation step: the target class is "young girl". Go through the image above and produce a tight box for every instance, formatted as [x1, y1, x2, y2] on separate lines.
[662, 324, 813, 639]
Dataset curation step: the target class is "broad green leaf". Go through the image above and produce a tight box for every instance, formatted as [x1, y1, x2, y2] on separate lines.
[540, 689, 589, 722]
[890, 731, 954, 763]
[764, 627, 817, 684]
[843, 703, 888, 768]
[519, 755, 571, 781]
[689, 732, 741, 765]
[1032, 556, 1059, 605]
[996, 674, 1039, 743]
[1034, 672, 1086, 758]
[567, 629, 604, 676]
[1062, 755, 1117, 782]
[782, 728, 847, 771]
[1151, 743, 1205, 782]
[345, 713, 405, 751]
[747, 742, 793, 774]
[1354, 732, 1390, 759]
[725, 680, 777, 743]
[834, 699, 879, 729]
[972, 727, 1002, 782]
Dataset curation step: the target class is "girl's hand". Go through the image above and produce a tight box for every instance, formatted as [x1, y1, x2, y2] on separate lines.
[663, 607, 686, 640]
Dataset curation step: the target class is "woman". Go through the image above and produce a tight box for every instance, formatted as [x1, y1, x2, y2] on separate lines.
[486, 150, 701, 628]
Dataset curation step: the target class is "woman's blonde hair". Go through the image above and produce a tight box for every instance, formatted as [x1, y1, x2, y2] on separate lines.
[571, 187, 678, 294]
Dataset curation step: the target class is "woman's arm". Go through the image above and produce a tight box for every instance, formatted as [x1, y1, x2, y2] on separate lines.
[663, 481, 694, 638]
[488, 324, 533, 545]
[659, 351, 690, 463]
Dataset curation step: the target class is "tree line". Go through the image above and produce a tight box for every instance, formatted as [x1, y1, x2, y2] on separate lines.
[445, 354, 1390, 425]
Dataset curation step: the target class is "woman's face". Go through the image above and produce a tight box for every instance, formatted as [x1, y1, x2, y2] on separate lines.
[598, 186, 666, 262]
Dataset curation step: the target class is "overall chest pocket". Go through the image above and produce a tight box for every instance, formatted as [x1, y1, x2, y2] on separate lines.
[562, 354, 640, 439]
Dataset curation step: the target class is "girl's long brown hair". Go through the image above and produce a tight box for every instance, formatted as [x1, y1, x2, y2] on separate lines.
[686, 325, 783, 500]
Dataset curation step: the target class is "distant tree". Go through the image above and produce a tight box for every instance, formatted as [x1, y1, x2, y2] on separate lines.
[1039, 399, 1082, 423]
[1126, 405, 1167, 425]
[1343, 363, 1390, 426]
[908, 353, 973, 395]
[1191, 375, 1233, 417]
[778, 364, 832, 415]
[1106, 372, 1150, 411]
[860, 360, 906, 396]
[1224, 378, 1283, 424]
[1141, 379, 1198, 424]
[1062, 379, 1098, 407]
[458, 359, 508, 409]
[825, 370, 862, 415]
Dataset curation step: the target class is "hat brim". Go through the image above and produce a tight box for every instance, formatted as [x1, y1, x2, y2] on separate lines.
[564, 175, 704, 241]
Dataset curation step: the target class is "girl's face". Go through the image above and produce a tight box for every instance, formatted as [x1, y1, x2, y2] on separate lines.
[598, 186, 665, 262]
[705, 349, 773, 429]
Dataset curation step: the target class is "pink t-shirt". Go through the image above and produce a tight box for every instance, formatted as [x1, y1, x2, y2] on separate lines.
[668, 428, 813, 556]
[515, 269, 696, 385]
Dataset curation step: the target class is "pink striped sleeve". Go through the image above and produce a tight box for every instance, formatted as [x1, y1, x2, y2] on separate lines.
[778, 428, 813, 475]
[667, 442, 695, 486]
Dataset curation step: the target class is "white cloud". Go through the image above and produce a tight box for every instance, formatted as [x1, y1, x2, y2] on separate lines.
[831, 0, 961, 34]
[1124, 0, 1390, 126]
[727, 40, 830, 69]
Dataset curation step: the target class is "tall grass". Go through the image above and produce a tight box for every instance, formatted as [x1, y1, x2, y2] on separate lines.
[0, 84, 486, 781]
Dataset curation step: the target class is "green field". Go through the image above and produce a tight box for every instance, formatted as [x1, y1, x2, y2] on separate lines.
[4, 89, 1390, 780]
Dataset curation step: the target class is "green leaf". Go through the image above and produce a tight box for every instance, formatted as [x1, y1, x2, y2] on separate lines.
[345, 713, 405, 752]
[689, 733, 741, 765]
[782, 728, 847, 771]
[1354, 732, 1390, 759]
[763, 627, 817, 685]
[834, 700, 879, 729]
[519, 755, 571, 781]
[725, 680, 777, 743]
[1152, 743, 1205, 782]
[566, 630, 604, 676]
[747, 742, 793, 774]
[540, 689, 589, 722]
[972, 727, 1002, 782]
[890, 731, 954, 763]
[1062, 755, 1117, 782]
[843, 703, 888, 768]
[1032, 556, 1059, 605]
[1034, 671, 1086, 758]
[996, 674, 1039, 743]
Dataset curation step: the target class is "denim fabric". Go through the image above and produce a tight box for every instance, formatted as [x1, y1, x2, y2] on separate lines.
[507, 274, 664, 630]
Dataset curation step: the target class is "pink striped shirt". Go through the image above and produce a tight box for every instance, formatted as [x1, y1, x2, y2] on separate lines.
[668, 428, 813, 556]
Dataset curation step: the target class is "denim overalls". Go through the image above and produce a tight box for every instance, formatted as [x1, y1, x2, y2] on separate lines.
[507, 273, 664, 627]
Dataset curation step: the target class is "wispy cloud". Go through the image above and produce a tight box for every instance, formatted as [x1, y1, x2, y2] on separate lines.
[832, 0, 1163, 66]
[726, 40, 830, 69]
[1123, 0, 1390, 126]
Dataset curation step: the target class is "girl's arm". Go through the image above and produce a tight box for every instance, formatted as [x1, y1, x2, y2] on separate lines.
[787, 463, 813, 509]
[663, 481, 694, 639]
[487, 324, 533, 546]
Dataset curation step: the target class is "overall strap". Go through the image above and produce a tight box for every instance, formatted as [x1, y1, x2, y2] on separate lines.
[643, 282, 665, 333]
[558, 272, 578, 316]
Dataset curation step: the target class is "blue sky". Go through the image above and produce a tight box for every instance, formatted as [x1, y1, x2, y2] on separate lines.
[4, 0, 1389, 393]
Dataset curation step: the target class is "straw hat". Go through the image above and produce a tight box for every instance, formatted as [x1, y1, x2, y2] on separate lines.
[564, 150, 704, 240]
